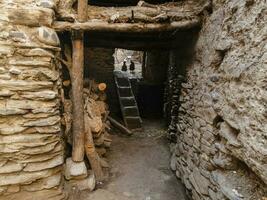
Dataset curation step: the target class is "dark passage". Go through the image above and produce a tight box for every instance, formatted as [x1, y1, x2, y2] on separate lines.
[137, 83, 165, 119]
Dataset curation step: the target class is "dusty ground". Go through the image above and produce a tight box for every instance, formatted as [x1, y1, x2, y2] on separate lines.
[79, 119, 188, 200]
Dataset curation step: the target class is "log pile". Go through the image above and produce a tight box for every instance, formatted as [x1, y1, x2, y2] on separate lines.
[62, 79, 112, 180]
[83, 80, 112, 162]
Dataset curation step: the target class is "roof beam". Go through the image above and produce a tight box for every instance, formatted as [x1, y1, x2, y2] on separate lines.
[53, 19, 200, 33]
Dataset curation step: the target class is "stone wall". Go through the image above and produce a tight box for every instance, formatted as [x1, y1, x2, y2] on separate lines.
[84, 48, 119, 114]
[0, 0, 64, 199]
[170, 0, 267, 199]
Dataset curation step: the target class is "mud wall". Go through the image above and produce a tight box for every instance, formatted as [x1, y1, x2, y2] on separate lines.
[0, 0, 64, 199]
[170, 0, 267, 199]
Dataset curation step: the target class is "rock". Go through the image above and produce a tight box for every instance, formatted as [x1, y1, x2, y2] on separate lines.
[0, 89, 14, 97]
[22, 173, 62, 191]
[68, 173, 96, 191]
[23, 155, 63, 172]
[0, 107, 28, 115]
[189, 168, 210, 195]
[6, 185, 20, 193]
[16, 48, 54, 58]
[0, 168, 60, 186]
[21, 90, 57, 100]
[64, 158, 88, 180]
[0, 188, 65, 200]
[4, 6, 54, 27]
[9, 31, 27, 42]
[18, 141, 59, 155]
[0, 68, 6, 74]
[0, 162, 24, 174]
[211, 171, 244, 200]
[0, 74, 11, 80]
[23, 116, 60, 127]
[219, 122, 241, 147]
[0, 80, 53, 91]
[37, 27, 60, 46]
[170, 154, 177, 171]
[37, 0, 56, 9]
[9, 67, 21, 75]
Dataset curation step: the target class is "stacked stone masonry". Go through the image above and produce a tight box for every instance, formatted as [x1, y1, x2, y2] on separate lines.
[170, 0, 267, 199]
[0, 0, 64, 199]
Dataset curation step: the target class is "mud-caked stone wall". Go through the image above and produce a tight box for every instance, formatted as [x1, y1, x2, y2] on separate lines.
[170, 0, 267, 199]
[0, 0, 64, 199]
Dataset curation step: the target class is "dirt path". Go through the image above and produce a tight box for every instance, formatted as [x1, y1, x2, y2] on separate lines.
[80, 120, 188, 200]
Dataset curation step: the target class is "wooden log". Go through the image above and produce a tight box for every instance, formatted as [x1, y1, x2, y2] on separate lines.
[78, 0, 88, 22]
[84, 114, 104, 181]
[71, 0, 88, 162]
[107, 116, 133, 135]
[98, 83, 107, 91]
[53, 19, 200, 33]
[71, 31, 85, 162]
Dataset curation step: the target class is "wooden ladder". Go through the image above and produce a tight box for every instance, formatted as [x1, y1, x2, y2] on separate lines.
[114, 71, 142, 130]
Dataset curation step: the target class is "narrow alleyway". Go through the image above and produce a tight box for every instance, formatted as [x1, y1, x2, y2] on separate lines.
[79, 120, 188, 200]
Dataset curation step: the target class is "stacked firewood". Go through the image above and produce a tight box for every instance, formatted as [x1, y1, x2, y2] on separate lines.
[62, 79, 112, 170]
[83, 80, 112, 163]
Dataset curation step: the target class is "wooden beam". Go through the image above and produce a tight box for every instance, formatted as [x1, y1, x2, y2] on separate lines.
[53, 19, 201, 33]
[107, 116, 133, 136]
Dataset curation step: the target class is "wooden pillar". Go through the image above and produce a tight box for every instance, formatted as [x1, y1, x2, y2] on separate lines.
[71, 0, 88, 162]
[71, 31, 85, 162]
[78, 0, 88, 22]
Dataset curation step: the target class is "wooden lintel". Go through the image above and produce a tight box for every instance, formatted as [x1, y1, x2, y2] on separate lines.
[53, 19, 200, 33]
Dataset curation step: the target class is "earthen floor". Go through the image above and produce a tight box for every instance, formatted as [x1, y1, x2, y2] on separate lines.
[78, 119, 187, 200]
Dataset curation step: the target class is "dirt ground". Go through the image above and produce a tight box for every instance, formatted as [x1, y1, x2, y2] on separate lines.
[78, 119, 188, 200]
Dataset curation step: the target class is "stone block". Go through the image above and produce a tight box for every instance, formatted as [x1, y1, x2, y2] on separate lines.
[0, 162, 24, 174]
[37, 27, 60, 46]
[219, 122, 241, 147]
[64, 158, 88, 180]
[68, 173, 96, 192]
[22, 173, 61, 191]
[189, 168, 210, 196]
[24, 155, 63, 172]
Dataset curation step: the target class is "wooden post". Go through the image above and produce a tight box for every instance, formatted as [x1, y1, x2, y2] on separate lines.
[78, 0, 88, 22]
[71, 0, 88, 162]
[71, 31, 85, 162]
